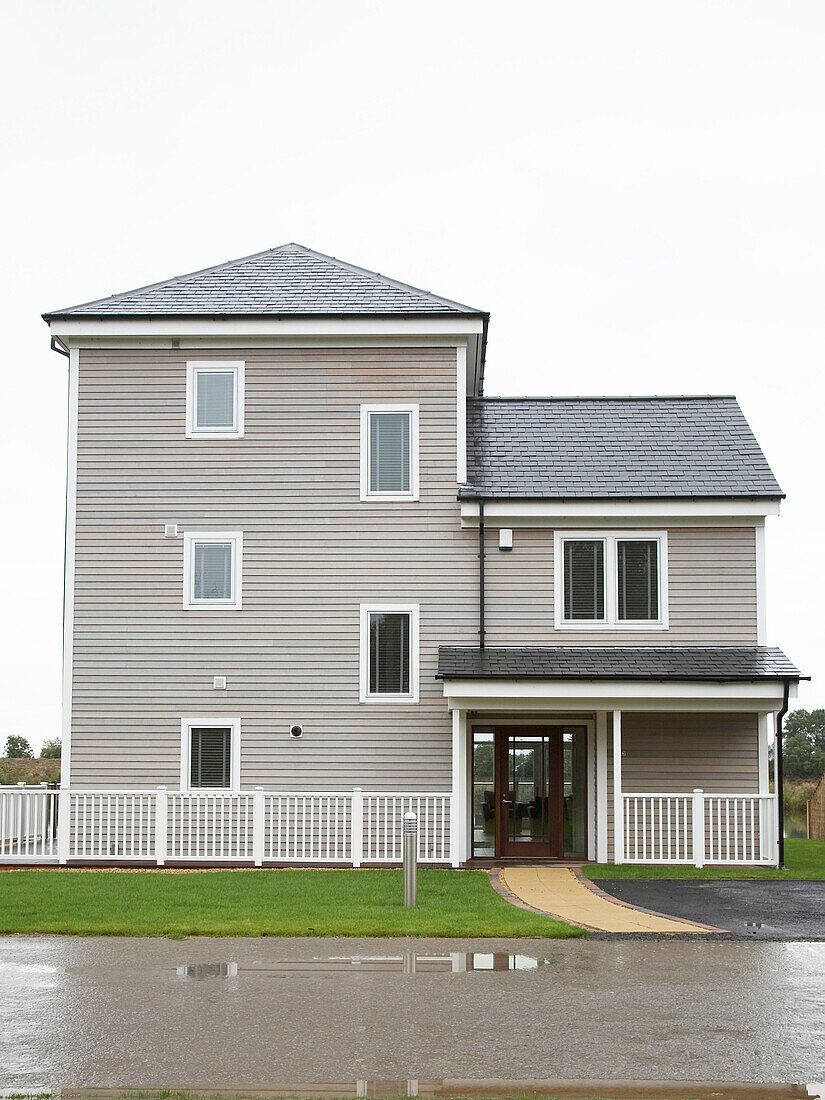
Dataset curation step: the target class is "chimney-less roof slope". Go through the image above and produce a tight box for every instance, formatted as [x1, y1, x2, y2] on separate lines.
[43, 243, 485, 320]
[462, 396, 783, 499]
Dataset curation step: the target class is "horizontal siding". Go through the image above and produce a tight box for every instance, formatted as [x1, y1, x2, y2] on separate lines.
[483, 526, 758, 645]
[607, 711, 759, 860]
[71, 347, 477, 789]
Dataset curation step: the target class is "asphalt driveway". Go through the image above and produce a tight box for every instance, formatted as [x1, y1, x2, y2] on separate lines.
[593, 879, 825, 940]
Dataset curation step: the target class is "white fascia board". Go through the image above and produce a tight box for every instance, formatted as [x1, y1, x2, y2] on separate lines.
[460, 499, 781, 525]
[49, 316, 484, 339]
[442, 678, 788, 712]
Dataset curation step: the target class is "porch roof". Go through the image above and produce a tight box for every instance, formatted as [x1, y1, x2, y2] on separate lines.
[436, 645, 805, 683]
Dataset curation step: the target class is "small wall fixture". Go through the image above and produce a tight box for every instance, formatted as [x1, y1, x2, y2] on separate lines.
[164, 524, 179, 538]
[213, 676, 227, 690]
[499, 528, 513, 551]
[289, 724, 304, 739]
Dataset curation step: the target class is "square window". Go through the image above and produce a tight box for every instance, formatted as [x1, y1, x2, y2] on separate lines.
[183, 532, 243, 608]
[186, 362, 244, 438]
[361, 405, 419, 500]
[181, 717, 240, 789]
[360, 604, 419, 702]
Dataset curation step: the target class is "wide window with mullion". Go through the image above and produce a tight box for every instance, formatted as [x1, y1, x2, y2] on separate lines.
[189, 726, 232, 788]
[563, 539, 605, 621]
[617, 539, 659, 621]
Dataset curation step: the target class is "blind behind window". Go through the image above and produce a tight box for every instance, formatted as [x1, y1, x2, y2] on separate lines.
[196, 370, 235, 428]
[369, 412, 411, 492]
[190, 727, 231, 788]
[369, 612, 410, 694]
[193, 541, 233, 600]
[563, 540, 605, 620]
[617, 540, 659, 620]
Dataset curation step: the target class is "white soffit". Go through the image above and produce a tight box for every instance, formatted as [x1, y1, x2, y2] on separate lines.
[460, 499, 780, 524]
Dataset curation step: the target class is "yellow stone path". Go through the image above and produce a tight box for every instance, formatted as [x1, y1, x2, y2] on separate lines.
[500, 866, 719, 934]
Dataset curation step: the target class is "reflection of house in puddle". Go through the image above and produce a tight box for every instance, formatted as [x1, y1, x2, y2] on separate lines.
[175, 953, 547, 978]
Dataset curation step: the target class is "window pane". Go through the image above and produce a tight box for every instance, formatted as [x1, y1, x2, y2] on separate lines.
[190, 727, 231, 788]
[369, 612, 410, 694]
[193, 541, 233, 600]
[369, 412, 411, 493]
[563, 540, 605, 620]
[196, 371, 235, 428]
[617, 540, 659, 620]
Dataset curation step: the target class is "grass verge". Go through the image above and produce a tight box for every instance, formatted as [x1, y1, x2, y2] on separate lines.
[582, 836, 825, 880]
[0, 867, 584, 938]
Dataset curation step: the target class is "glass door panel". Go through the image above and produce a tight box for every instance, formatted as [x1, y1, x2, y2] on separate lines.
[562, 727, 588, 858]
[497, 729, 562, 857]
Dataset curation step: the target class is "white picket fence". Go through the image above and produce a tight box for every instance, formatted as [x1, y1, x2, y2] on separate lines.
[0, 785, 452, 867]
[622, 790, 778, 866]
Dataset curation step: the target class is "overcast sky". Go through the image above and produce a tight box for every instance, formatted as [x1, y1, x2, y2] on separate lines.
[2, 1, 823, 751]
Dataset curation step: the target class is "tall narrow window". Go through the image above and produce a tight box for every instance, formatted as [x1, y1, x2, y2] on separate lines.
[361, 405, 419, 500]
[370, 612, 410, 694]
[183, 531, 243, 608]
[360, 603, 420, 702]
[617, 539, 659, 621]
[186, 361, 244, 438]
[563, 540, 605, 621]
[190, 726, 231, 788]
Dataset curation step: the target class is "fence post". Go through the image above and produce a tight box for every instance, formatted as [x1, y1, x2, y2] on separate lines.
[57, 788, 70, 865]
[155, 787, 168, 866]
[692, 788, 705, 869]
[351, 787, 363, 868]
[252, 787, 265, 867]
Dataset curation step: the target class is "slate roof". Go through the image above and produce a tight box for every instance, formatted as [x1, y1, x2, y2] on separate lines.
[43, 243, 485, 320]
[462, 396, 783, 500]
[437, 646, 804, 682]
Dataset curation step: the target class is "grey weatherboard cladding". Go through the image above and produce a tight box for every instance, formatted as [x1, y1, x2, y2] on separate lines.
[462, 396, 783, 500]
[436, 646, 804, 681]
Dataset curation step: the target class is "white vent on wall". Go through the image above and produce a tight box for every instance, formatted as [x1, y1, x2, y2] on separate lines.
[213, 676, 227, 690]
[164, 524, 179, 538]
[499, 528, 513, 551]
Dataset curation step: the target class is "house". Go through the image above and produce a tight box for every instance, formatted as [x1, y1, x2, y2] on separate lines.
[12, 243, 804, 867]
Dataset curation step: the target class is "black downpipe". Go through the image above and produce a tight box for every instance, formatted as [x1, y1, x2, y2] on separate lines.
[478, 500, 485, 648]
[776, 679, 791, 869]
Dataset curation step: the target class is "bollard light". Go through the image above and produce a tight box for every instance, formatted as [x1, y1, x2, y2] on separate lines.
[403, 810, 418, 907]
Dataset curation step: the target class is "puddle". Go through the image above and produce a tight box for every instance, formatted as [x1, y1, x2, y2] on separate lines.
[175, 952, 549, 977]
[9, 1081, 821, 1099]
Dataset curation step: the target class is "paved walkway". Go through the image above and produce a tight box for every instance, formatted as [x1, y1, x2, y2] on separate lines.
[499, 866, 719, 933]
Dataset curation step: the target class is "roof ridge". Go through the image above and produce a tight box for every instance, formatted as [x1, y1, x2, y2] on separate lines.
[281, 243, 485, 314]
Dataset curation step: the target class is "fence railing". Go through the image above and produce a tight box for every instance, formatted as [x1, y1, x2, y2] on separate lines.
[0, 785, 453, 867]
[622, 790, 777, 867]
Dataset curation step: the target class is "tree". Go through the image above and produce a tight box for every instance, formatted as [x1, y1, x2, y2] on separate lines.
[40, 738, 61, 759]
[781, 709, 825, 781]
[5, 735, 34, 759]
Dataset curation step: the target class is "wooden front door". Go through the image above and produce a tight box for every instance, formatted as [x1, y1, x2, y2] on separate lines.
[495, 727, 564, 858]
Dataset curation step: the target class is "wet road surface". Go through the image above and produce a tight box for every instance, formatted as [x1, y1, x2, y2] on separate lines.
[594, 879, 825, 940]
[0, 936, 823, 1088]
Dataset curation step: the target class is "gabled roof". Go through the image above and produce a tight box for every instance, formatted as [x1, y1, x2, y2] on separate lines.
[437, 646, 805, 682]
[43, 243, 486, 320]
[462, 396, 783, 500]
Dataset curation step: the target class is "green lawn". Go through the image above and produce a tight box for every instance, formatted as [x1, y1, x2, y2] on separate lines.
[0, 867, 583, 938]
[583, 837, 825, 880]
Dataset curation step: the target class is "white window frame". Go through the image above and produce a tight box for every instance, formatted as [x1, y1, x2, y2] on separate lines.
[180, 716, 241, 790]
[186, 361, 245, 438]
[183, 530, 243, 609]
[359, 602, 420, 703]
[360, 404, 419, 502]
[553, 530, 669, 630]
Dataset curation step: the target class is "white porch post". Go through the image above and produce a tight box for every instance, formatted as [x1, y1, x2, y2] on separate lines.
[612, 709, 623, 864]
[596, 711, 608, 863]
[758, 712, 776, 864]
[450, 708, 468, 867]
